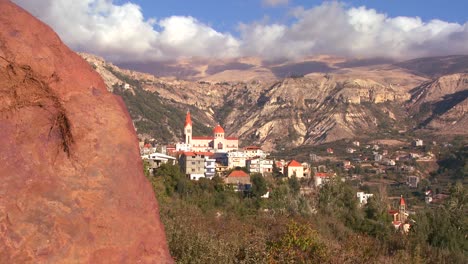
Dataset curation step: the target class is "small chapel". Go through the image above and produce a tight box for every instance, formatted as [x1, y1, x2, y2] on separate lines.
[388, 195, 410, 231]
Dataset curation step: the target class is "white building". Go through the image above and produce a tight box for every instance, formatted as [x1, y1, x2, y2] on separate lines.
[228, 151, 249, 168]
[247, 158, 273, 175]
[183, 111, 239, 153]
[286, 160, 304, 178]
[314, 172, 334, 187]
[374, 154, 383, 162]
[244, 146, 268, 158]
[413, 139, 423, 147]
[357, 192, 374, 205]
[205, 157, 216, 179]
[141, 152, 177, 172]
[346, 148, 356, 154]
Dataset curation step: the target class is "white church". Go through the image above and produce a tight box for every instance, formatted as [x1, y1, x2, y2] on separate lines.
[176, 111, 239, 152]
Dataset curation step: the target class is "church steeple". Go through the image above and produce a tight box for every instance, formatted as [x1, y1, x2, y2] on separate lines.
[399, 195, 406, 222]
[185, 111, 192, 127]
[184, 111, 192, 145]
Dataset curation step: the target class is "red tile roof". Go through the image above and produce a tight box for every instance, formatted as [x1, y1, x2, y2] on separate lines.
[225, 137, 238, 140]
[213, 124, 225, 134]
[185, 111, 192, 127]
[228, 170, 249, 178]
[287, 160, 302, 167]
[400, 196, 406, 206]
[315, 172, 330, 178]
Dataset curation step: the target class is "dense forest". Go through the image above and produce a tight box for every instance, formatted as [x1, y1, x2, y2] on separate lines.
[145, 161, 467, 263]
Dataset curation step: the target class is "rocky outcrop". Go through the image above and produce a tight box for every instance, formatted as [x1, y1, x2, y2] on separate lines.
[0, 1, 172, 262]
[409, 73, 468, 133]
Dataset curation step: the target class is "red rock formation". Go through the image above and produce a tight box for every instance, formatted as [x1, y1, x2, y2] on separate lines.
[0, 1, 172, 262]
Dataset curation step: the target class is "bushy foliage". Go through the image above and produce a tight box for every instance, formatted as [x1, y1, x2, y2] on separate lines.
[147, 163, 467, 263]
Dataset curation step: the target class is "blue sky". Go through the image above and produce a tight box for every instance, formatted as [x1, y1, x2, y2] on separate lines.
[123, 0, 468, 32]
[13, 0, 468, 62]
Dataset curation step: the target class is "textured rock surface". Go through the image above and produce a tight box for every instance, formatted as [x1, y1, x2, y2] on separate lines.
[0, 1, 172, 262]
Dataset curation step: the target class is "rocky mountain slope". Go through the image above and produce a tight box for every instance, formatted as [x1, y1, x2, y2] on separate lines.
[0, 1, 171, 262]
[80, 52, 467, 151]
[409, 73, 468, 133]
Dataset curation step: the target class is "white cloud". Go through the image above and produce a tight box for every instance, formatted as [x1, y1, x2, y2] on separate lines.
[240, 2, 468, 60]
[262, 0, 289, 7]
[12, 0, 468, 62]
[12, 0, 239, 61]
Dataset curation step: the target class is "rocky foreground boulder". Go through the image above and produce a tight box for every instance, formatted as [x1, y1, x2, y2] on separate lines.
[0, 1, 172, 262]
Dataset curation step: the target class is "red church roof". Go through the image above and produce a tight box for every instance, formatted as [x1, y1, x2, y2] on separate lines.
[213, 124, 225, 134]
[228, 170, 249, 178]
[185, 111, 192, 127]
[400, 196, 406, 206]
[287, 160, 302, 167]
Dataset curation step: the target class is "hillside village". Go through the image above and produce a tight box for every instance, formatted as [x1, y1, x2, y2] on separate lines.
[139, 111, 456, 231]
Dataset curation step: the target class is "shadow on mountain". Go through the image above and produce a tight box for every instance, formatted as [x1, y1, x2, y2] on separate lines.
[206, 62, 255, 75]
[335, 57, 395, 68]
[271, 61, 333, 78]
[118, 61, 200, 79]
[418, 89, 468, 128]
[395, 55, 468, 78]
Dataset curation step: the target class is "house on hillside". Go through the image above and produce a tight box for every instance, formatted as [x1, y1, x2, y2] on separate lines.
[413, 139, 423, 147]
[286, 160, 304, 178]
[243, 146, 268, 158]
[356, 192, 373, 206]
[142, 152, 176, 173]
[314, 172, 335, 187]
[225, 170, 251, 191]
[407, 176, 420, 188]
[247, 158, 273, 176]
[179, 151, 216, 180]
[228, 151, 248, 168]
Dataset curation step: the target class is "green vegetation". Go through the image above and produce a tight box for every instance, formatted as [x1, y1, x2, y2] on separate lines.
[112, 75, 211, 142]
[145, 164, 467, 263]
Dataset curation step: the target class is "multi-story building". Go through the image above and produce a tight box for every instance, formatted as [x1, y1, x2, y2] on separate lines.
[243, 146, 268, 158]
[179, 151, 215, 180]
[228, 151, 248, 168]
[246, 158, 273, 175]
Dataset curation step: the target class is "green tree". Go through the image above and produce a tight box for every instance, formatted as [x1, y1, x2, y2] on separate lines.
[251, 173, 268, 198]
[288, 174, 300, 195]
[268, 221, 329, 263]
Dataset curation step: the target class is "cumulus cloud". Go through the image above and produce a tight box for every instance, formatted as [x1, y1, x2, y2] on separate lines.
[262, 0, 290, 7]
[12, 0, 239, 61]
[12, 0, 468, 62]
[240, 2, 468, 60]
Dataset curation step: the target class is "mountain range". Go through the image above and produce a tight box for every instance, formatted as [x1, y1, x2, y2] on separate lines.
[80, 53, 468, 151]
